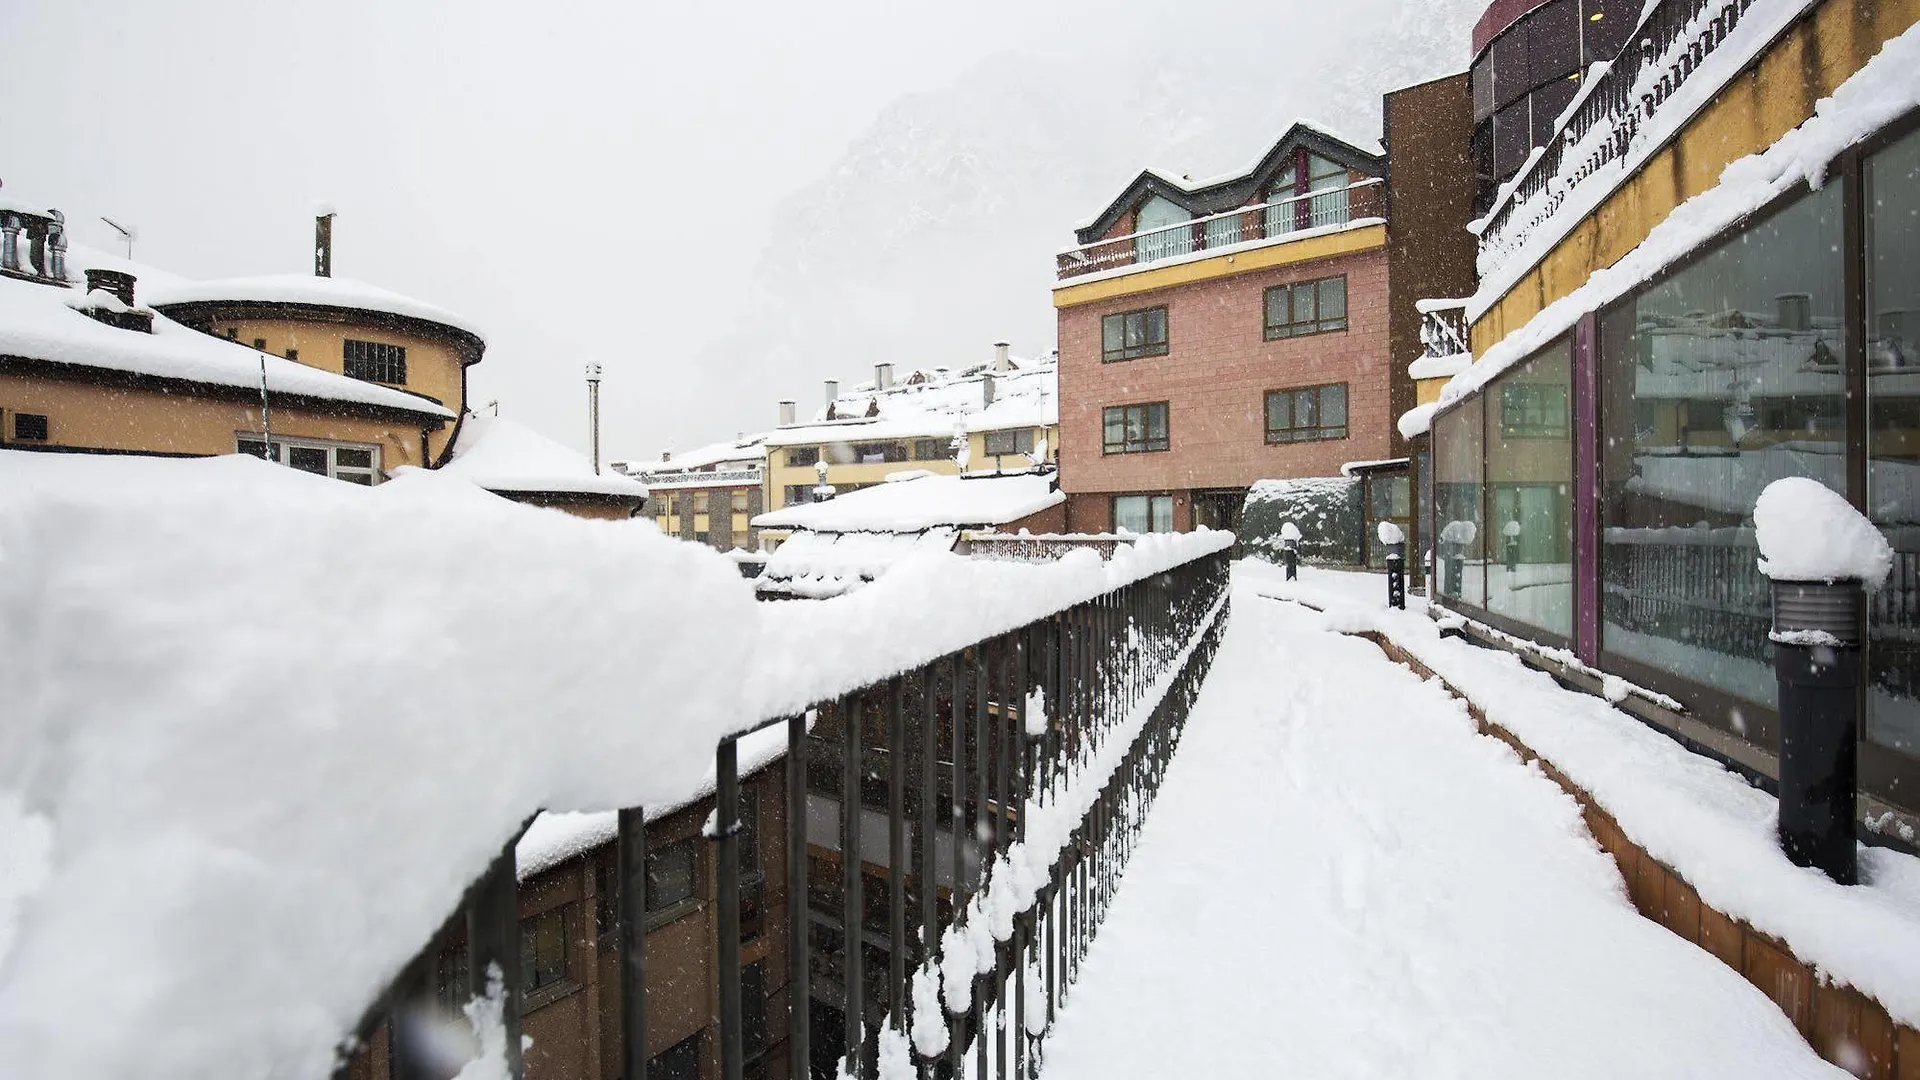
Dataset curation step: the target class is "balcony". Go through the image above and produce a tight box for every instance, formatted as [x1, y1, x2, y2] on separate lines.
[0, 199, 71, 287]
[1472, 0, 1764, 288]
[1056, 178, 1385, 281]
[631, 465, 764, 489]
[1418, 299, 1471, 361]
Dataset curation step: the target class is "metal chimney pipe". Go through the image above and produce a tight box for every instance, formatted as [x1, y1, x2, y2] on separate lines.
[875, 363, 894, 390]
[314, 208, 336, 278]
[825, 379, 839, 404]
[778, 400, 796, 426]
[993, 341, 1011, 369]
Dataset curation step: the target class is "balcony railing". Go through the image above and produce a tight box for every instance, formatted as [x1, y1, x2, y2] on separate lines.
[959, 532, 1138, 562]
[1057, 178, 1385, 281]
[0, 200, 71, 287]
[340, 541, 1232, 1080]
[632, 465, 764, 489]
[1473, 0, 1759, 286]
[1418, 300, 1471, 361]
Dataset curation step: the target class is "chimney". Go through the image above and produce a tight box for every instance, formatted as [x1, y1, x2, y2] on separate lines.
[314, 207, 336, 278]
[661, 449, 672, 462]
[983, 374, 997, 408]
[875, 362, 894, 390]
[993, 341, 1011, 369]
[825, 379, 839, 404]
[778, 400, 796, 426]
[85, 268, 136, 308]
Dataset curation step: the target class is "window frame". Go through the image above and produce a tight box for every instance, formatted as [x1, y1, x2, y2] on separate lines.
[1263, 275, 1348, 340]
[645, 837, 699, 924]
[1111, 494, 1175, 534]
[1101, 402, 1170, 455]
[341, 338, 408, 385]
[1263, 383, 1350, 444]
[983, 428, 1035, 457]
[785, 446, 820, 468]
[1100, 306, 1170, 363]
[234, 434, 382, 484]
[519, 907, 570, 996]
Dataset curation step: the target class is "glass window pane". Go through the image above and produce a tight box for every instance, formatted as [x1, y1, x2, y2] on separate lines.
[1266, 391, 1289, 430]
[1265, 288, 1285, 330]
[1434, 395, 1487, 606]
[1866, 126, 1920, 757]
[1145, 307, 1166, 347]
[1321, 384, 1347, 429]
[647, 841, 696, 911]
[287, 446, 328, 475]
[1294, 391, 1316, 429]
[1147, 404, 1167, 442]
[334, 447, 373, 469]
[1134, 195, 1190, 263]
[1319, 277, 1347, 327]
[1528, 0, 1580, 81]
[1484, 340, 1574, 636]
[1113, 496, 1149, 534]
[1293, 283, 1315, 325]
[1151, 495, 1174, 533]
[1599, 183, 1846, 712]
[337, 472, 374, 486]
[1102, 315, 1123, 357]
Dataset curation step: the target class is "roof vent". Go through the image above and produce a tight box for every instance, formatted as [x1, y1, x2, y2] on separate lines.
[875, 362, 894, 390]
[825, 379, 839, 404]
[778, 400, 796, 426]
[993, 342, 1012, 370]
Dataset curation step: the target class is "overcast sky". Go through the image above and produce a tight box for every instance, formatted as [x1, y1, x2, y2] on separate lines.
[0, 0, 1174, 459]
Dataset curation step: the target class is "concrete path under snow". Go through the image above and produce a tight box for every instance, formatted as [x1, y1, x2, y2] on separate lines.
[1036, 568, 1844, 1079]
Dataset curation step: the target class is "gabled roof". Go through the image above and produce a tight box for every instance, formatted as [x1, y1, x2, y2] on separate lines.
[1073, 120, 1388, 245]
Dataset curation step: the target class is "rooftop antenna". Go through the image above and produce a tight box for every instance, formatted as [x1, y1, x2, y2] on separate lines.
[100, 217, 135, 260]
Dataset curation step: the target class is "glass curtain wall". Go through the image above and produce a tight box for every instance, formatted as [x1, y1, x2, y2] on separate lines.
[1432, 395, 1486, 605]
[1866, 126, 1920, 756]
[1485, 339, 1574, 635]
[1598, 183, 1847, 710]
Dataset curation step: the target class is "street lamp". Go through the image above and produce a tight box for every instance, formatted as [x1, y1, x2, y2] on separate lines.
[585, 363, 603, 475]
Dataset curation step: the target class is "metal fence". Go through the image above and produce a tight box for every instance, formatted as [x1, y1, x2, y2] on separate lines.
[343, 545, 1232, 1080]
[1056, 179, 1384, 280]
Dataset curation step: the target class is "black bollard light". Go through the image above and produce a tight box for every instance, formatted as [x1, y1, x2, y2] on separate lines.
[1770, 578, 1863, 885]
[1386, 542, 1406, 610]
[1280, 521, 1301, 581]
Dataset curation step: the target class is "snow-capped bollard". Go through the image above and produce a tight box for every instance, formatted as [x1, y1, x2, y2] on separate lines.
[1754, 478, 1894, 886]
[1502, 518, 1521, 573]
[1279, 521, 1302, 580]
[1378, 521, 1406, 610]
[1439, 519, 1476, 599]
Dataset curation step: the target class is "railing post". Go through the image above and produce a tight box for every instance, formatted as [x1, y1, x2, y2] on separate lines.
[618, 807, 649, 1080]
[888, 677, 908, 1031]
[715, 737, 744, 1080]
[841, 695, 865, 1075]
[787, 714, 810, 1080]
[948, 656, 967, 1080]
[467, 844, 524, 1080]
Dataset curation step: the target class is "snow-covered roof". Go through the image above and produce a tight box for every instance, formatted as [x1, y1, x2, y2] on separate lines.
[764, 356, 1056, 448]
[146, 273, 485, 343]
[621, 435, 769, 479]
[0, 260, 454, 420]
[438, 414, 650, 501]
[752, 471, 1062, 533]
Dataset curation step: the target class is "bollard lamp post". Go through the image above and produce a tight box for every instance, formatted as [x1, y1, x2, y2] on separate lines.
[1279, 521, 1302, 581]
[1379, 521, 1406, 610]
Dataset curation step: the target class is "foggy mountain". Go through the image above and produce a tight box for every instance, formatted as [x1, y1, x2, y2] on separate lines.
[690, 0, 1485, 435]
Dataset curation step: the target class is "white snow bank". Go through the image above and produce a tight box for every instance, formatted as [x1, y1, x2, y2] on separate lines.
[436, 414, 650, 501]
[1244, 561, 1920, 1028]
[0, 452, 755, 1080]
[146, 273, 484, 341]
[752, 471, 1061, 533]
[1446, 18, 1920, 408]
[1753, 477, 1893, 586]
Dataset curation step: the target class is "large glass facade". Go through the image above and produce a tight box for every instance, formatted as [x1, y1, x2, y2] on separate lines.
[1432, 395, 1485, 605]
[1485, 339, 1574, 636]
[1598, 183, 1847, 710]
[1866, 126, 1920, 756]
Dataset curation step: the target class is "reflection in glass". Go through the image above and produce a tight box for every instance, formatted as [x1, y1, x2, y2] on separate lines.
[1486, 339, 1574, 635]
[1866, 126, 1920, 756]
[1599, 183, 1846, 709]
[1433, 395, 1486, 605]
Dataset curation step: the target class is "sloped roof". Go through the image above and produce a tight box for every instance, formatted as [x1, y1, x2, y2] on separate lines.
[147, 272, 485, 345]
[764, 355, 1055, 448]
[439, 414, 650, 501]
[1072, 120, 1388, 244]
[752, 470, 1062, 533]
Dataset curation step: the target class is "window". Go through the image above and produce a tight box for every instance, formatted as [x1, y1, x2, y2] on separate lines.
[1599, 181, 1846, 709]
[519, 908, 569, 994]
[1264, 276, 1347, 339]
[1112, 494, 1174, 534]
[731, 490, 750, 513]
[342, 339, 407, 384]
[1264, 384, 1348, 443]
[693, 491, 710, 513]
[852, 441, 908, 464]
[913, 437, 946, 461]
[235, 436, 381, 484]
[1133, 195, 1191, 264]
[1499, 382, 1570, 438]
[1102, 403, 1169, 454]
[1306, 155, 1349, 228]
[1263, 160, 1300, 236]
[12, 413, 48, 441]
[252, 337, 267, 351]
[1101, 307, 1168, 362]
[647, 839, 697, 914]
[1433, 395, 1487, 606]
[983, 428, 1035, 457]
[694, 531, 709, 544]
[784, 484, 815, 506]
[786, 446, 820, 468]
[742, 961, 770, 1062]
[649, 1033, 702, 1080]
[594, 858, 618, 939]
[284, 348, 298, 362]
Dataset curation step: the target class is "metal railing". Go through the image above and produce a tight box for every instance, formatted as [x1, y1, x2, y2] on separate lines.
[1057, 178, 1384, 280]
[958, 533, 1139, 563]
[1418, 301, 1471, 361]
[0, 202, 70, 286]
[630, 466, 765, 489]
[1474, 0, 1758, 283]
[341, 544, 1232, 1080]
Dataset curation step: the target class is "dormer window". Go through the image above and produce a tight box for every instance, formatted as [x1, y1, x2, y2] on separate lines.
[343, 339, 407, 385]
[1134, 196, 1191, 264]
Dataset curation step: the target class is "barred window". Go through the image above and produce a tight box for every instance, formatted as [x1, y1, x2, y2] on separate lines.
[342, 339, 407, 384]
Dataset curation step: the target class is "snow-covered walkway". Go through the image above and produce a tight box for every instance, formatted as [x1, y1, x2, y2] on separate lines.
[1037, 566, 1845, 1079]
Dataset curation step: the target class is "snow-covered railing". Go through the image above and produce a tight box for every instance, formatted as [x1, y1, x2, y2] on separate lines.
[1473, 0, 1759, 288]
[343, 534, 1233, 1080]
[1056, 178, 1384, 280]
[1417, 299, 1470, 361]
[0, 201, 70, 286]
[959, 532, 1138, 563]
[630, 465, 764, 489]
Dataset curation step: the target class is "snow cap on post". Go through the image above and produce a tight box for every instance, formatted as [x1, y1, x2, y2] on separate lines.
[1279, 521, 1303, 543]
[1377, 521, 1405, 545]
[1754, 477, 1892, 587]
